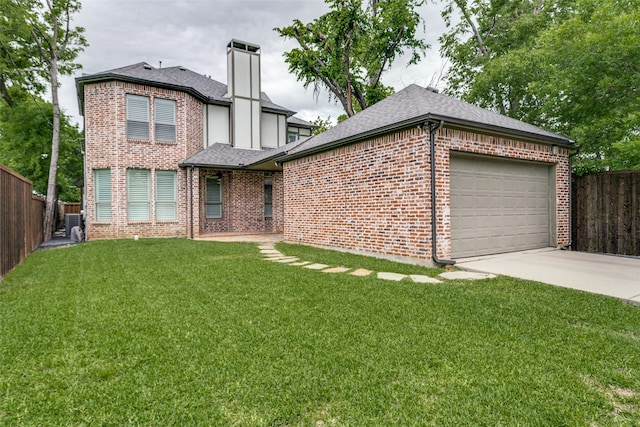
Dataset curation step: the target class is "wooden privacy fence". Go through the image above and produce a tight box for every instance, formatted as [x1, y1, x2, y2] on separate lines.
[0, 164, 45, 278]
[572, 170, 640, 256]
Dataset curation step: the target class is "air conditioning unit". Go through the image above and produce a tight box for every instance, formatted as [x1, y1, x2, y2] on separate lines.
[65, 214, 82, 238]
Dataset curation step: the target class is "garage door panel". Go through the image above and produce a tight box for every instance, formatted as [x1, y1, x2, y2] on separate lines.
[450, 155, 553, 258]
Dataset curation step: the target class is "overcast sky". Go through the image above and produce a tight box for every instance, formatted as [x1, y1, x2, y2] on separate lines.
[59, 0, 451, 127]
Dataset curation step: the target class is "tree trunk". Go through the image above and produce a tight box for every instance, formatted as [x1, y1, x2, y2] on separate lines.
[43, 57, 60, 241]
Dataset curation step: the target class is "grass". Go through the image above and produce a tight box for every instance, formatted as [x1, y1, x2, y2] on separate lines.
[0, 238, 639, 426]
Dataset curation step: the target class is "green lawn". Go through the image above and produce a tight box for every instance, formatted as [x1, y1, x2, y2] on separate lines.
[1, 239, 639, 426]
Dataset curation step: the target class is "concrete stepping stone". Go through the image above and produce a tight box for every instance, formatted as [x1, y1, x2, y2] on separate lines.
[439, 271, 496, 280]
[304, 263, 330, 270]
[289, 261, 311, 266]
[322, 267, 351, 273]
[261, 249, 282, 255]
[350, 268, 373, 277]
[409, 274, 442, 284]
[377, 272, 407, 281]
[270, 257, 299, 263]
[258, 245, 275, 250]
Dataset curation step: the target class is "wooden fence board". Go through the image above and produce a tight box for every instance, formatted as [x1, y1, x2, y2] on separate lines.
[0, 164, 44, 278]
[573, 170, 640, 256]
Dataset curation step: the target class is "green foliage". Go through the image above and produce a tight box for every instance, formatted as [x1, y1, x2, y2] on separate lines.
[440, 0, 640, 173]
[310, 116, 333, 135]
[276, 0, 427, 118]
[0, 88, 83, 201]
[1, 239, 640, 424]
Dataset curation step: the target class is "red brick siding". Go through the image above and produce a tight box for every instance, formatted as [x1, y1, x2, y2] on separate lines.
[198, 169, 284, 235]
[83, 81, 203, 239]
[283, 126, 571, 263]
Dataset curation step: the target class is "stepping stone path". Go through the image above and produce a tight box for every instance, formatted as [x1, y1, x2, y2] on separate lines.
[257, 243, 496, 284]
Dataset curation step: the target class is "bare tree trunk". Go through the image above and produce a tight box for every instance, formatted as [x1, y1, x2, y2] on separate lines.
[41, 0, 62, 242]
[43, 57, 60, 241]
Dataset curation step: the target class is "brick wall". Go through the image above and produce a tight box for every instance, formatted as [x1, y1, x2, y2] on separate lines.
[83, 81, 203, 239]
[283, 126, 571, 263]
[197, 169, 283, 235]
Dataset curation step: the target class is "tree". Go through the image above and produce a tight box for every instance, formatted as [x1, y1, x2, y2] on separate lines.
[9, 0, 86, 240]
[440, 0, 640, 173]
[311, 116, 333, 135]
[276, 0, 428, 118]
[0, 87, 83, 201]
[0, 0, 45, 107]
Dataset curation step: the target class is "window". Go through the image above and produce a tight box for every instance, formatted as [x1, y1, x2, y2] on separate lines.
[156, 171, 177, 220]
[205, 176, 222, 218]
[264, 178, 273, 218]
[154, 98, 176, 142]
[126, 94, 149, 140]
[288, 131, 298, 143]
[94, 169, 111, 222]
[128, 169, 150, 221]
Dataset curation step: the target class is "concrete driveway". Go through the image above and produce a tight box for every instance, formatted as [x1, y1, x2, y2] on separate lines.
[456, 248, 640, 305]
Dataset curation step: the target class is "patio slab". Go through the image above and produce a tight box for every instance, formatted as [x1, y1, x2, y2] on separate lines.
[456, 249, 640, 304]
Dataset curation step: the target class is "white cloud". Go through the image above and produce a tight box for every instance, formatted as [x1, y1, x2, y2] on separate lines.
[60, 0, 449, 126]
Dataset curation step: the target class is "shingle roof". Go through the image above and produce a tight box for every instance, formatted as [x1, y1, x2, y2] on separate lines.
[75, 62, 294, 115]
[287, 116, 317, 129]
[180, 139, 306, 170]
[286, 84, 573, 159]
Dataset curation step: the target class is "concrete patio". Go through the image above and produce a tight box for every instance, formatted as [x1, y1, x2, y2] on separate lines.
[457, 248, 640, 305]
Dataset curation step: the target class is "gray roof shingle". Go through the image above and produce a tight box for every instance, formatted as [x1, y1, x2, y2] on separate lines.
[286, 84, 572, 159]
[180, 139, 306, 169]
[76, 62, 294, 115]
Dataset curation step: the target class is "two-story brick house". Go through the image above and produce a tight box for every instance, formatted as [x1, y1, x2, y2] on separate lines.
[76, 40, 314, 240]
[78, 39, 573, 266]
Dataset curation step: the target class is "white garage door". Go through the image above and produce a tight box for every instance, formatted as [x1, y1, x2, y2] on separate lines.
[450, 154, 554, 258]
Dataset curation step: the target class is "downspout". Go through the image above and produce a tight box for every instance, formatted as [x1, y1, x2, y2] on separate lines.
[561, 153, 573, 250]
[189, 166, 194, 239]
[428, 120, 456, 266]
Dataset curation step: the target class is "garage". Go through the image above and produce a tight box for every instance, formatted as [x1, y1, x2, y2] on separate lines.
[450, 153, 556, 258]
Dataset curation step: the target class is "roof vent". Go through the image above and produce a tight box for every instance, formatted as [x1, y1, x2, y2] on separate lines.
[179, 66, 186, 71]
[426, 86, 439, 93]
[143, 64, 153, 70]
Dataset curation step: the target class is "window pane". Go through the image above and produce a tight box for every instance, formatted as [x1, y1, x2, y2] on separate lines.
[205, 204, 222, 218]
[127, 95, 149, 140]
[205, 177, 222, 218]
[206, 178, 221, 203]
[154, 99, 175, 124]
[128, 169, 150, 221]
[156, 171, 176, 220]
[264, 178, 273, 218]
[127, 120, 149, 140]
[155, 99, 176, 142]
[94, 169, 111, 222]
[155, 123, 175, 142]
[127, 95, 149, 121]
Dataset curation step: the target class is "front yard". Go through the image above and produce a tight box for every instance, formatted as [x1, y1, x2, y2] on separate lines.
[1, 239, 639, 425]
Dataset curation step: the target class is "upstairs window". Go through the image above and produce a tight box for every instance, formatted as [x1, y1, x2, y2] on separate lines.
[156, 170, 177, 220]
[205, 176, 222, 219]
[154, 98, 176, 142]
[94, 169, 111, 222]
[288, 131, 298, 143]
[127, 169, 150, 221]
[126, 94, 149, 140]
[264, 178, 273, 218]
